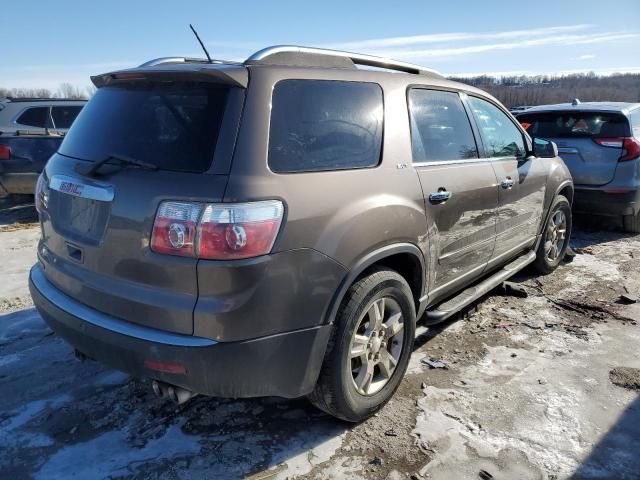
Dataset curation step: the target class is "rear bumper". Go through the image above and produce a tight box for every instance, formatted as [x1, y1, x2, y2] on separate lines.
[0, 172, 38, 195]
[573, 188, 639, 216]
[29, 264, 331, 398]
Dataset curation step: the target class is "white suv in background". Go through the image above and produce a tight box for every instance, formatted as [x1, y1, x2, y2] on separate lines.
[0, 98, 86, 135]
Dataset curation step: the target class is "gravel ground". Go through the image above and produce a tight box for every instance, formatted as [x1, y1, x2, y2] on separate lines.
[0, 197, 639, 480]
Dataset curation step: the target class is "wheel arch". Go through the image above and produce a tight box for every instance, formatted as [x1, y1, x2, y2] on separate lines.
[536, 180, 574, 250]
[557, 181, 574, 205]
[324, 243, 426, 325]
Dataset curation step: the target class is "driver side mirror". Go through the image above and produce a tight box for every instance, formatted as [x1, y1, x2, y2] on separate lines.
[532, 137, 558, 158]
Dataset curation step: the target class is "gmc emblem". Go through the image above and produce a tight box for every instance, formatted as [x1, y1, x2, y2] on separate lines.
[59, 182, 84, 196]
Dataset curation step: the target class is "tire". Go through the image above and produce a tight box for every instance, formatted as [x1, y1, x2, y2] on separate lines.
[623, 213, 640, 233]
[308, 267, 416, 422]
[533, 195, 572, 274]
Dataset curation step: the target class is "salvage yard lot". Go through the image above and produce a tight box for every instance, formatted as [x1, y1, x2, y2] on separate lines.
[1, 196, 639, 480]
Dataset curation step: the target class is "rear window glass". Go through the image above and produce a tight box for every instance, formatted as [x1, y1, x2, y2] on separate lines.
[51, 106, 83, 129]
[59, 82, 232, 173]
[518, 111, 630, 138]
[268, 80, 383, 173]
[16, 107, 49, 128]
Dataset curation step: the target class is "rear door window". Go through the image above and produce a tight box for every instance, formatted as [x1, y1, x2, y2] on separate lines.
[268, 80, 383, 173]
[468, 96, 526, 158]
[59, 82, 234, 173]
[408, 89, 478, 163]
[517, 111, 631, 138]
[16, 107, 49, 128]
[51, 106, 83, 129]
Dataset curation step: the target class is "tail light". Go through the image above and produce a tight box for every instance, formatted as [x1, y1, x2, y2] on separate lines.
[593, 137, 640, 162]
[151, 200, 284, 260]
[0, 144, 10, 160]
[151, 202, 203, 257]
[35, 174, 48, 214]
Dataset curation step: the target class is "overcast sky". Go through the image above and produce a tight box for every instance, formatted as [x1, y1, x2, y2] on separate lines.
[2, 0, 639, 91]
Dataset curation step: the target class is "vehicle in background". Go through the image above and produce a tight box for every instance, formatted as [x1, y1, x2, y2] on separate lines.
[510, 105, 532, 115]
[0, 98, 86, 196]
[30, 46, 572, 422]
[517, 101, 640, 232]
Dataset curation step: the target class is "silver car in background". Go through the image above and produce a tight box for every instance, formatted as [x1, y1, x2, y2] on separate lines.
[517, 102, 640, 232]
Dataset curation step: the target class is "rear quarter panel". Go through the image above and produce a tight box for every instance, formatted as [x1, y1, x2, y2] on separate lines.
[224, 66, 429, 270]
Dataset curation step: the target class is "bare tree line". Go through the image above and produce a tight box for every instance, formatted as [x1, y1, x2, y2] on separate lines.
[3, 73, 640, 107]
[450, 73, 640, 108]
[0, 83, 96, 100]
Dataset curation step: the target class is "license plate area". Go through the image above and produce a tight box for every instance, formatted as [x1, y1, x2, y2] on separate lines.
[48, 175, 114, 246]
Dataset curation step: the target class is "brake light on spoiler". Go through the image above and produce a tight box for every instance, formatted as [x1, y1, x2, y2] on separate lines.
[151, 200, 285, 260]
[593, 137, 640, 162]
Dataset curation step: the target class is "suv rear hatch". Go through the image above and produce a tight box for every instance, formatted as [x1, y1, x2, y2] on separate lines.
[518, 110, 631, 186]
[37, 68, 246, 335]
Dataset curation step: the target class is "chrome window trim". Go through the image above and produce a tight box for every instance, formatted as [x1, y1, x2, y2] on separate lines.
[31, 265, 217, 347]
[412, 158, 488, 167]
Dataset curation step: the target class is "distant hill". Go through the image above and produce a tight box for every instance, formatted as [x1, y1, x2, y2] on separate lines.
[448, 73, 640, 108]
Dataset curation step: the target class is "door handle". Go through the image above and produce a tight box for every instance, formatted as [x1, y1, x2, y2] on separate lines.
[501, 178, 514, 189]
[429, 190, 451, 204]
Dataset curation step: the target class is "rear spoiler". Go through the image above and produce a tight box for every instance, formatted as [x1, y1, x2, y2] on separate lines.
[91, 64, 248, 89]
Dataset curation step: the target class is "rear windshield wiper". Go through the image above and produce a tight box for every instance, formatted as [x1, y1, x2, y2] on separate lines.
[85, 153, 159, 177]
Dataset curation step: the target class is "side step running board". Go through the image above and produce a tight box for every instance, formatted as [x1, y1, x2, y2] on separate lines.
[424, 250, 536, 325]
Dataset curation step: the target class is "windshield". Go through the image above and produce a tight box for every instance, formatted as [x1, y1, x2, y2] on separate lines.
[518, 111, 630, 139]
[59, 82, 233, 173]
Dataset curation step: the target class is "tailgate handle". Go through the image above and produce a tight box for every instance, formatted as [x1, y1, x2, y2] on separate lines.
[66, 243, 84, 263]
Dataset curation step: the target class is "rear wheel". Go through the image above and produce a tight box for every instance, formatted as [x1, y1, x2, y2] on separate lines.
[533, 195, 572, 274]
[623, 213, 640, 233]
[308, 268, 415, 422]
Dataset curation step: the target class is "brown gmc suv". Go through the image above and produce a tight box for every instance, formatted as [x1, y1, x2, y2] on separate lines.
[29, 46, 573, 421]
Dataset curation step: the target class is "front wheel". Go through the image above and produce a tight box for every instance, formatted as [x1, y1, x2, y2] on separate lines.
[533, 195, 572, 274]
[308, 268, 416, 422]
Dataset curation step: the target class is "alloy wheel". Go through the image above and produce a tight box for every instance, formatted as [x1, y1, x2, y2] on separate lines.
[544, 210, 567, 263]
[348, 297, 405, 396]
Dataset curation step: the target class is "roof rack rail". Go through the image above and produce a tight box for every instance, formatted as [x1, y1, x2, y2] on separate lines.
[245, 45, 441, 76]
[139, 57, 213, 67]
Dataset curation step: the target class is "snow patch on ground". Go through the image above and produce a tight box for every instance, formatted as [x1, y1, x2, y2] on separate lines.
[92, 370, 130, 387]
[0, 394, 72, 450]
[0, 228, 39, 304]
[413, 323, 640, 479]
[0, 307, 50, 345]
[273, 432, 347, 479]
[35, 420, 201, 480]
[0, 352, 21, 367]
[569, 253, 620, 282]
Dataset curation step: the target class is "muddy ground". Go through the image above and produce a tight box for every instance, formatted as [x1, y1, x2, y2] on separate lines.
[0, 196, 639, 480]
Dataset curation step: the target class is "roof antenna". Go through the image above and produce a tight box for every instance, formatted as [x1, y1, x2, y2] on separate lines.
[189, 24, 213, 63]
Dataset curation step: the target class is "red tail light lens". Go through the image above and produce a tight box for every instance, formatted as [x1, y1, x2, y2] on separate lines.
[593, 137, 640, 162]
[0, 144, 10, 160]
[620, 137, 640, 161]
[150, 202, 203, 257]
[150, 200, 284, 260]
[198, 201, 284, 260]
